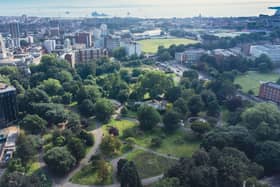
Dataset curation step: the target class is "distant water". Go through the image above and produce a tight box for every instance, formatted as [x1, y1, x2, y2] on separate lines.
[0, 0, 279, 18]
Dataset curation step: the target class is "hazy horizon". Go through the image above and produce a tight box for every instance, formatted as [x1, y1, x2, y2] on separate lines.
[1, 0, 280, 18]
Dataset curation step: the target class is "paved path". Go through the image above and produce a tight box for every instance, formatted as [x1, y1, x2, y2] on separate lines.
[52, 126, 103, 187]
[63, 174, 163, 187]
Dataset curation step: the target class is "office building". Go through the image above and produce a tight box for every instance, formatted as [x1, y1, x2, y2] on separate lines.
[74, 48, 108, 64]
[0, 83, 17, 129]
[75, 32, 93, 48]
[250, 45, 280, 63]
[121, 41, 142, 56]
[259, 82, 280, 104]
[105, 35, 120, 52]
[43, 40, 56, 53]
[9, 22, 20, 39]
[0, 34, 7, 59]
[175, 49, 205, 63]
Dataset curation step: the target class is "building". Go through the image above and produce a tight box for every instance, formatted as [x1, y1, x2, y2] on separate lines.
[121, 41, 142, 56]
[0, 34, 7, 59]
[75, 32, 93, 48]
[0, 83, 17, 129]
[9, 22, 20, 39]
[175, 49, 205, 63]
[43, 40, 56, 53]
[250, 45, 280, 63]
[259, 82, 280, 104]
[9, 22, 20, 48]
[74, 48, 108, 64]
[105, 35, 121, 52]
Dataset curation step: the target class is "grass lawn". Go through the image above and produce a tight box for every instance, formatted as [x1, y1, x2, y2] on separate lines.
[138, 38, 198, 53]
[70, 163, 113, 185]
[85, 117, 97, 131]
[235, 71, 280, 95]
[27, 161, 41, 175]
[102, 119, 137, 137]
[126, 150, 177, 178]
[130, 127, 200, 158]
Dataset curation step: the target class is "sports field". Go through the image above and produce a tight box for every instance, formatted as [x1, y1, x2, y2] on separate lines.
[234, 71, 280, 95]
[138, 38, 198, 53]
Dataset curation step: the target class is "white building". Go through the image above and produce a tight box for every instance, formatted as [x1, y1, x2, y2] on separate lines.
[0, 34, 7, 59]
[121, 41, 142, 56]
[175, 49, 205, 63]
[250, 45, 280, 63]
[43, 40, 56, 53]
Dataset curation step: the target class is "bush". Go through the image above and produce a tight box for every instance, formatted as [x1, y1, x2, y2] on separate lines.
[150, 137, 162, 148]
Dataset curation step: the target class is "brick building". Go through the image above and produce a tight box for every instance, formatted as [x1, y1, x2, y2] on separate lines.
[259, 82, 280, 104]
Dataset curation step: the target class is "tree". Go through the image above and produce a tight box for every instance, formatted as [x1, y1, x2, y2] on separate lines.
[201, 126, 256, 158]
[188, 95, 203, 115]
[153, 177, 181, 187]
[183, 70, 199, 80]
[255, 54, 273, 73]
[79, 99, 95, 117]
[80, 130, 94, 146]
[113, 47, 127, 60]
[94, 99, 114, 122]
[120, 161, 142, 187]
[117, 159, 128, 178]
[20, 114, 47, 134]
[137, 105, 161, 131]
[76, 85, 101, 104]
[96, 160, 111, 183]
[191, 121, 211, 135]
[15, 134, 37, 163]
[255, 141, 280, 175]
[242, 103, 280, 141]
[43, 147, 76, 175]
[100, 136, 121, 155]
[76, 62, 96, 79]
[158, 51, 172, 62]
[67, 137, 86, 161]
[163, 110, 181, 132]
[39, 78, 63, 96]
[138, 71, 174, 99]
[166, 86, 182, 102]
[173, 97, 189, 116]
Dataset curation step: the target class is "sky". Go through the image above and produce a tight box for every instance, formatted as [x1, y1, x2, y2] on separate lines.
[0, 0, 280, 17]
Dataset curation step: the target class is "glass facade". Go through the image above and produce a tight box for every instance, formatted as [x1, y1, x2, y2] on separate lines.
[0, 90, 17, 128]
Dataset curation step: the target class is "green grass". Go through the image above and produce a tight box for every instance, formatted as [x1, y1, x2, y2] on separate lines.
[70, 163, 113, 185]
[27, 161, 41, 175]
[235, 71, 280, 95]
[138, 38, 198, 53]
[102, 119, 137, 137]
[130, 127, 200, 158]
[126, 150, 177, 178]
[85, 117, 97, 131]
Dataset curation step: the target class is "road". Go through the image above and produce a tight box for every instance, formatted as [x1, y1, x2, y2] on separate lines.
[155, 61, 210, 81]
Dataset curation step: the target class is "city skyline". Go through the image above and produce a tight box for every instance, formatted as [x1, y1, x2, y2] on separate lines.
[0, 0, 280, 17]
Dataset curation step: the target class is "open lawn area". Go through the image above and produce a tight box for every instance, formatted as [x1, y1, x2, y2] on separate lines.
[70, 163, 113, 185]
[132, 128, 200, 158]
[138, 38, 198, 53]
[126, 150, 177, 178]
[102, 119, 138, 137]
[102, 120, 200, 158]
[234, 71, 280, 95]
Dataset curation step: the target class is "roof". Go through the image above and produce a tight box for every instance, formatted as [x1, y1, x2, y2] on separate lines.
[0, 83, 16, 94]
[263, 82, 280, 90]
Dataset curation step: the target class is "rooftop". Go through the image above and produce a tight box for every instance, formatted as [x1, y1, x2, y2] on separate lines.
[264, 82, 280, 90]
[0, 83, 16, 94]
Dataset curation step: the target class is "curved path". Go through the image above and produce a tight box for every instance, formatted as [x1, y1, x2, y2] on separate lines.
[52, 125, 103, 187]
[51, 116, 178, 187]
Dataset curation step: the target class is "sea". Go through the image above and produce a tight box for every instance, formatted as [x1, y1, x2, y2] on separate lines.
[0, 0, 279, 18]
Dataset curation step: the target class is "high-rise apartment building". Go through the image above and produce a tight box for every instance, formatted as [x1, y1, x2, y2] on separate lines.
[0, 34, 7, 59]
[75, 32, 93, 48]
